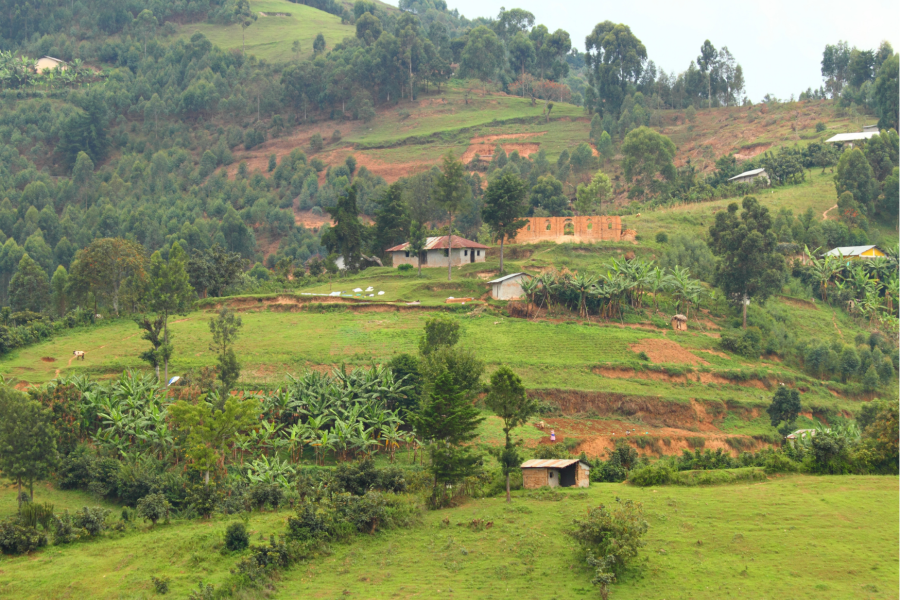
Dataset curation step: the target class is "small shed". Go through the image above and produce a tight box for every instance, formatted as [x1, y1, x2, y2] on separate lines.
[825, 129, 880, 145]
[671, 314, 687, 331]
[823, 245, 886, 261]
[727, 168, 769, 186]
[35, 56, 67, 73]
[386, 235, 488, 269]
[487, 272, 530, 300]
[521, 459, 590, 489]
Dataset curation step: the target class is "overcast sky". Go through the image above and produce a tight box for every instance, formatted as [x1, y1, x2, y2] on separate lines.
[387, 0, 899, 101]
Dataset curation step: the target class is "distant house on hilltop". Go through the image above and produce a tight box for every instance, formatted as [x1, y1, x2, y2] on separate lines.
[728, 168, 769, 186]
[387, 235, 488, 268]
[823, 245, 886, 261]
[825, 125, 880, 147]
[35, 56, 67, 73]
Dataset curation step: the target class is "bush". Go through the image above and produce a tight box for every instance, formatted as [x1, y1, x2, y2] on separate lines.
[331, 129, 341, 142]
[397, 263, 413, 272]
[136, 493, 171, 526]
[73, 506, 111, 536]
[532, 443, 571, 459]
[309, 133, 324, 152]
[56, 445, 99, 490]
[53, 510, 78, 544]
[655, 231, 668, 243]
[672, 467, 766, 486]
[249, 483, 284, 511]
[151, 575, 170, 594]
[569, 498, 649, 598]
[187, 484, 222, 519]
[0, 518, 48, 554]
[816, 122, 827, 132]
[225, 522, 250, 552]
[627, 462, 674, 486]
[720, 327, 763, 358]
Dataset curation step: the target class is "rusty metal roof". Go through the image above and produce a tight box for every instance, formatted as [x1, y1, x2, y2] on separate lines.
[385, 235, 489, 253]
[521, 459, 589, 469]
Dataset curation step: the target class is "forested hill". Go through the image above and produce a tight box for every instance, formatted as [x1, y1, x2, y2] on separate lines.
[0, 0, 897, 319]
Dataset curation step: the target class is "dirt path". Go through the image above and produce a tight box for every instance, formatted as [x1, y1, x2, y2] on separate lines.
[831, 310, 844, 340]
[822, 204, 837, 220]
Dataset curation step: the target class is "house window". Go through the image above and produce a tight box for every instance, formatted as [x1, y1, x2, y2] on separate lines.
[563, 220, 574, 236]
[444, 249, 449, 257]
[545, 220, 552, 231]
[608, 221, 613, 229]
[476, 250, 480, 256]
[464, 250, 468, 256]
[405, 251, 410, 257]
[587, 220, 593, 230]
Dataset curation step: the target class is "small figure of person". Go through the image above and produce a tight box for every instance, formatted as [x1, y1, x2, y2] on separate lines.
[550, 429, 556, 442]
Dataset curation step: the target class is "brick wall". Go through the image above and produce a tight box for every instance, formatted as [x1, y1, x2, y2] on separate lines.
[522, 468, 548, 489]
[511, 216, 627, 243]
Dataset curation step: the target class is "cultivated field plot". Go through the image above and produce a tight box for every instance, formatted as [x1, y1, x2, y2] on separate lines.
[176, 0, 354, 61]
[2, 476, 892, 599]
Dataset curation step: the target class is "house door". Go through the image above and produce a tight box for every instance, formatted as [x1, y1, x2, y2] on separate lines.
[420, 251, 427, 265]
[470, 249, 475, 263]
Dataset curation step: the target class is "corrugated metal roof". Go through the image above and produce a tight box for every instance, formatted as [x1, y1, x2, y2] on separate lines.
[385, 235, 489, 253]
[824, 245, 878, 257]
[728, 167, 767, 181]
[521, 459, 589, 469]
[825, 132, 879, 143]
[487, 272, 530, 284]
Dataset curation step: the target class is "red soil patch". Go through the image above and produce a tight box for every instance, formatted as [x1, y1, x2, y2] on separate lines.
[629, 338, 709, 365]
[461, 142, 541, 164]
[468, 132, 547, 144]
[40, 357, 56, 363]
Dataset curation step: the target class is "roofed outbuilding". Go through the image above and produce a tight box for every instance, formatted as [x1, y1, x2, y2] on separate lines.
[521, 458, 590, 489]
[487, 272, 530, 300]
[823, 245, 886, 260]
[727, 168, 769, 185]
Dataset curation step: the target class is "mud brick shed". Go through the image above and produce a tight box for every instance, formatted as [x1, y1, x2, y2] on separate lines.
[521, 459, 590, 489]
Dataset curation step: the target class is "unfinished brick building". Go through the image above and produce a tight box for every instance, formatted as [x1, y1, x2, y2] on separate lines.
[510, 216, 636, 244]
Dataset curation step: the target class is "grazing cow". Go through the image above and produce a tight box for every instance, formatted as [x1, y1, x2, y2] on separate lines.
[73, 351, 85, 360]
[534, 420, 547, 430]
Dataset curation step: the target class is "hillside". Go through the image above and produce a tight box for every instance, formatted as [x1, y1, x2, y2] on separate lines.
[175, 0, 355, 61]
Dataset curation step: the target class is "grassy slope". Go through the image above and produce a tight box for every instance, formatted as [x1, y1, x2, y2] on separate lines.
[1, 476, 896, 599]
[1, 173, 888, 418]
[177, 0, 354, 62]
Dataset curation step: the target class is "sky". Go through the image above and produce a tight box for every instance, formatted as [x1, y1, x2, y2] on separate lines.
[386, 0, 899, 101]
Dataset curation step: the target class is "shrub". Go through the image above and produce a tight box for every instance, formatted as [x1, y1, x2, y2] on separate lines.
[627, 462, 674, 486]
[225, 522, 250, 552]
[249, 483, 284, 511]
[331, 129, 341, 142]
[672, 467, 766, 486]
[720, 327, 763, 358]
[187, 484, 222, 519]
[569, 498, 649, 599]
[532, 443, 571, 459]
[151, 575, 170, 594]
[309, 133, 324, 152]
[816, 122, 827, 132]
[397, 263, 413, 272]
[286, 503, 337, 542]
[19, 501, 54, 530]
[73, 506, 111, 536]
[0, 518, 48, 554]
[136, 493, 170, 526]
[53, 510, 78, 544]
[655, 231, 668, 243]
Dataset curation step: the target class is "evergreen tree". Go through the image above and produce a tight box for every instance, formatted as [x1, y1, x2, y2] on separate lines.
[146, 242, 194, 384]
[209, 308, 243, 392]
[766, 386, 801, 436]
[0, 387, 57, 506]
[414, 371, 485, 507]
[50, 265, 68, 317]
[707, 197, 787, 328]
[322, 184, 366, 271]
[407, 220, 427, 277]
[8, 254, 50, 314]
[373, 182, 410, 258]
[482, 173, 528, 273]
[433, 152, 470, 281]
[484, 366, 536, 502]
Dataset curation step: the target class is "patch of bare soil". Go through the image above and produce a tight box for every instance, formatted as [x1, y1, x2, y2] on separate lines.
[629, 338, 710, 365]
[461, 142, 541, 164]
[294, 209, 334, 230]
[468, 131, 547, 144]
[779, 295, 818, 310]
[40, 357, 56, 363]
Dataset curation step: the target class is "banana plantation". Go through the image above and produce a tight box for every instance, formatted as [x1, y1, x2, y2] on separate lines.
[33, 365, 417, 499]
[517, 258, 707, 320]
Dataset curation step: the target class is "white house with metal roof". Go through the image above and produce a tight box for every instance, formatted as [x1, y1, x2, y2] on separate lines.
[487, 272, 531, 300]
[386, 235, 488, 268]
[826, 126, 881, 145]
[823, 245, 886, 260]
[728, 168, 769, 185]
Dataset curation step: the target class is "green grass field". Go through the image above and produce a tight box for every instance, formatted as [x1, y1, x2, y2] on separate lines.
[177, 0, 354, 61]
[1, 476, 895, 599]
